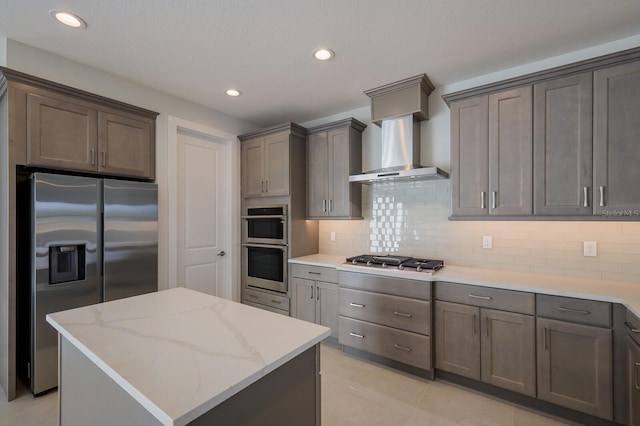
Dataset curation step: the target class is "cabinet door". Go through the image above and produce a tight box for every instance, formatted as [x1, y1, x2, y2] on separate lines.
[481, 309, 535, 396]
[264, 132, 290, 197]
[534, 73, 593, 215]
[291, 278, 316, 324]
[537, 317, 613, 420]
[307, 132, 329, 217]
[594, 61, 640, 216]
[450, 96, 489, 216]
[629, 336, 640, 426]
[242, 138, 265, 198]
[488, 86, 533, 215]
[26, 92, 98, 172]
[317, 282, 338, 339]
[98, 111, 155, 179]
[327, 127, 350, 217]
[434, 301, 480, 379]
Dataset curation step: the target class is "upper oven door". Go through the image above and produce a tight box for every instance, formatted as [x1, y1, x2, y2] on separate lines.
[242, 206, 287, 245]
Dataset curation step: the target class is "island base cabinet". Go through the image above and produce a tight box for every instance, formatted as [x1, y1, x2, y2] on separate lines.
[59, 335, 321, 426]
[629, 336, 640, 426]
[536, 318, 613, 420]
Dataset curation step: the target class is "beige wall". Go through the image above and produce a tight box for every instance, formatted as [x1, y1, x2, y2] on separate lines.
[319, 181, 640, 283]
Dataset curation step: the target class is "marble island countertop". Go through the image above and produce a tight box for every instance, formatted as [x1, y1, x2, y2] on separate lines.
[289, 254, 640, 317]
[46, 287, 330, 426]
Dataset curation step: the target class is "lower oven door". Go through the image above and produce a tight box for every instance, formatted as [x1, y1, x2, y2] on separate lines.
[242, 243, 288, 293]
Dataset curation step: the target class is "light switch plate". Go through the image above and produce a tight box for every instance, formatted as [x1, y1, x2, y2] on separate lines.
[583, 241, 597, 257]
[482, 236, 492, 249]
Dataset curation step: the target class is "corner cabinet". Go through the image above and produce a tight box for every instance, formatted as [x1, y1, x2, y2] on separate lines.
[240, 123, 306, 198]
[306, 118, 365, 219]
[7, 68, 158, 180]
[450, 87, 532, 217]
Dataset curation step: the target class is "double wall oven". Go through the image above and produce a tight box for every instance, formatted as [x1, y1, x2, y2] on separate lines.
[242, 205, 288, 293]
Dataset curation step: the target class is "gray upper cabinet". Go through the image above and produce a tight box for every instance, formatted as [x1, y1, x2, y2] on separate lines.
[306, 118, 365, 219]
[240, 124, 307, 199]
[241, 131, 290, 198]
[450, 96, 489, 216]
[594, 60, 640, 216]
[23, 83, 157, 180]
[533, 73, 593, 216]
[450, 86, 532, 217]
[488, 86, 533, 216]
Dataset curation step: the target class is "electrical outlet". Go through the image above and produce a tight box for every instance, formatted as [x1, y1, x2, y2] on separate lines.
[583, 241, 597, 257]
[330, 231, 336, 242]
[482, 236, 493, 249]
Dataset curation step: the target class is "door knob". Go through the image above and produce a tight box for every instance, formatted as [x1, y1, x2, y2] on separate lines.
[217, 251, 226, 257]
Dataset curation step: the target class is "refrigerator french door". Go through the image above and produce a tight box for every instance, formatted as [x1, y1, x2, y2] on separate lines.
[17, 172, 158, 395]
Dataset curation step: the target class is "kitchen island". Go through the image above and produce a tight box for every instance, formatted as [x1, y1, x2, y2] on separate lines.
[46, 287, 330, 426]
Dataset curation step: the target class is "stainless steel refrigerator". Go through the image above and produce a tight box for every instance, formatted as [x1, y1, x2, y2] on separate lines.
[17, 172, 158, 395]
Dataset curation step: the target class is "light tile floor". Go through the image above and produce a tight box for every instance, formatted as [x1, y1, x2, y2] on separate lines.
[1, 344, 576, 426]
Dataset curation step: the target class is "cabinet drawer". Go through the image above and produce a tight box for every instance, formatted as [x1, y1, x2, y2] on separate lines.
[244, 288, 290, 312]
[435, 282, 534, 315]
[625, 310, 640, 346]
[291, 264, 338, 283]
[338, 317, 431, 371]
[339, 271, 431, 300]
[243, 300, 289, 317]
[536, 295, 611, 327]
[339, 288, 431, 335]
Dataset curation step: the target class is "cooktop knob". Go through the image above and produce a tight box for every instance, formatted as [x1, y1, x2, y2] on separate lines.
[416, 266, 422, 272]
[366, 260, 373, 266]
[398, 264, 404, 270]
[352, 259, 358, 265]
[381, 263, 387, 268]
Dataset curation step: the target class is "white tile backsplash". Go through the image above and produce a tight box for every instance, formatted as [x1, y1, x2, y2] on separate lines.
[319, 180, 640, 284]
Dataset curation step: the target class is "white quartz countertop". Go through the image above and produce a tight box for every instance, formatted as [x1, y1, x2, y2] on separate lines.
[289, 255, 640, 317]
[46, 287, 330, 426]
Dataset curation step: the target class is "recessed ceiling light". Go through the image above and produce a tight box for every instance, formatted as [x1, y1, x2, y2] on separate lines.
[313, 48, 335, 61]
[225, 89, 242, 97]
[50, 10, 87, 29]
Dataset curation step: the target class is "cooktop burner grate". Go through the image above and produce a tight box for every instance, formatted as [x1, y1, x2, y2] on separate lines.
[345, 254, 444, 272]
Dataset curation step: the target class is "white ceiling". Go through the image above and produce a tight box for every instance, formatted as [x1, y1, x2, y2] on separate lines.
[1, 0, 640, 127]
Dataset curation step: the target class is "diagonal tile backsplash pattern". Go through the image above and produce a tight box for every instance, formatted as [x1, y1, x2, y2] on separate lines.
[319, 180, 640, 283]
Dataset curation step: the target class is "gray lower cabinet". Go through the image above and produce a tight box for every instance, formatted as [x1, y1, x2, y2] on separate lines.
[536, 317, 613, 420]
[594, 60, 640, 216]
[290, 265, 339, 339]
[629, 336, 640, 426]
[306, 118, 365, 219]
[434, 301, 536, 396]
[533, 73, 593, 215]
[338, 271, 432, 372]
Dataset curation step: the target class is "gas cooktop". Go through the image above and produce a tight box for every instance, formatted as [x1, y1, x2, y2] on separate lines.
[345, 254, 444, 273]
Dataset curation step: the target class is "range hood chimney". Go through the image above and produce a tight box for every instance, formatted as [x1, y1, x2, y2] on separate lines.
[349, 74, 449, 184]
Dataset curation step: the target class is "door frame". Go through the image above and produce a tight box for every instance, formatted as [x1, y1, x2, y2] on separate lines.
[165, 116, 240, 301]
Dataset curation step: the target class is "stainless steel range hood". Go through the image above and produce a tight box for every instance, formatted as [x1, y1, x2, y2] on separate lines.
[349, 74, 449, 184]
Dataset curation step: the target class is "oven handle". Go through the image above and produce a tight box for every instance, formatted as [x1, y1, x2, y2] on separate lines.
[241, 215, 287, 220]
[241, 243, 288, 250]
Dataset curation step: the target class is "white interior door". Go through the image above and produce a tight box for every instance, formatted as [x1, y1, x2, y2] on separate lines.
[177, 129, 229, 296]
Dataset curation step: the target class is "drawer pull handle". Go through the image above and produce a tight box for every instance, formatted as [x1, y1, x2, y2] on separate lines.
[349, 332, 364, 339]
[350, 303, 365, 308]
[468, 294, 492, 301]
[394, 344, 412, 352]
[557, 306, 590, 315]
[636, 362, 640, 390]
[308, 271, 321, 275]
[393, 311, 412, 318]
[626, 322, 640, 333]
[248, 294, 258, 299]
[270, 299, 282, 305]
